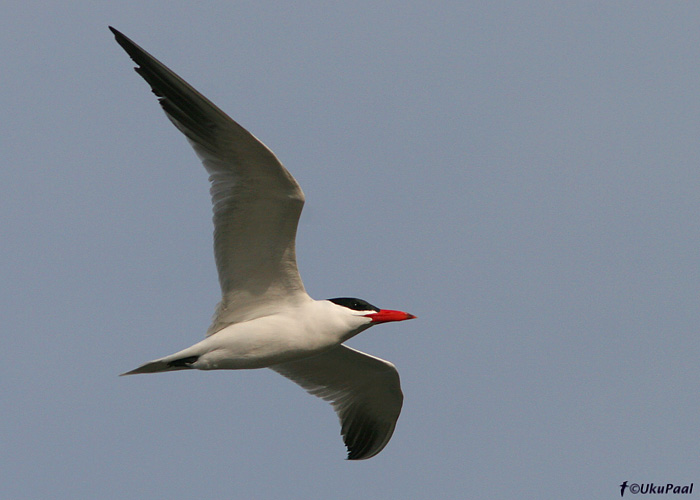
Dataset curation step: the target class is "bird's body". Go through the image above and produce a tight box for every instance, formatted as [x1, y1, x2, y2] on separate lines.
[110, 27, 414, 460]
[127, 299, 374, 372]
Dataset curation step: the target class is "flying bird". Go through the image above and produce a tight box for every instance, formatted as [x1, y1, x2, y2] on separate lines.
[110, 27, 415, 460]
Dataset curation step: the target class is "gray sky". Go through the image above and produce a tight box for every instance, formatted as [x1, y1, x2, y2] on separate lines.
[2, 2, 700, 499]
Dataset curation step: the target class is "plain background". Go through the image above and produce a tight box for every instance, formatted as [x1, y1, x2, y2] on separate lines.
[2, 2, 699, 499]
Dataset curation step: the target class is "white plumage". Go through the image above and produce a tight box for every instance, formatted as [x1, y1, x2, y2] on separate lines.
[111, 27, 414, 460]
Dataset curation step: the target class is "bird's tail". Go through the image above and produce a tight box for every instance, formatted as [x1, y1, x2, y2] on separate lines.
[120, 354, 200, 376]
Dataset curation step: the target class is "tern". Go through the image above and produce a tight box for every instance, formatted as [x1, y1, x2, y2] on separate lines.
[110, 27, 415, 460]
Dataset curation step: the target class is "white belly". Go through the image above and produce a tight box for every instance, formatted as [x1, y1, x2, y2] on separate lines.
[193, 311, 347, 370]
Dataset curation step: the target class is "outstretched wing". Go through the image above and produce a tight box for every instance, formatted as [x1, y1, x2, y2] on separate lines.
[270, 345, 403, 460]
[110, 28, 308, 333]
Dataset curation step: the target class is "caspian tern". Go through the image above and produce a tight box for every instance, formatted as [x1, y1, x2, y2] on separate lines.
[110, 27, 415, 460]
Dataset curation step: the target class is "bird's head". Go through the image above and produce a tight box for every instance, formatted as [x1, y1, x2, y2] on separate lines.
[328, 297, 416, 325]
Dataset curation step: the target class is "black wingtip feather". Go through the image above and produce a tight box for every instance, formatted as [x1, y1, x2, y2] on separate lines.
[109, 26, 226, 153]
[342, 411, 386, 460]
[109, 26, 133, 54]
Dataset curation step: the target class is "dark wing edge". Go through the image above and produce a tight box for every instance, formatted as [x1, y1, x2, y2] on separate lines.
[108, 26, 299, 188]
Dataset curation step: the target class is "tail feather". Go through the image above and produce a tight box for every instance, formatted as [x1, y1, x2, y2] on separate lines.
[120, 355, 200, 376]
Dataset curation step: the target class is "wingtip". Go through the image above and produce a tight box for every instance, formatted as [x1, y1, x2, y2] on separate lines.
[345, 449, 375, 461]
[108, 26, 136, 54]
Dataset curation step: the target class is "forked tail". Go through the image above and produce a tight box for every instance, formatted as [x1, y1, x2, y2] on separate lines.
[120, 355, 200, 376]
